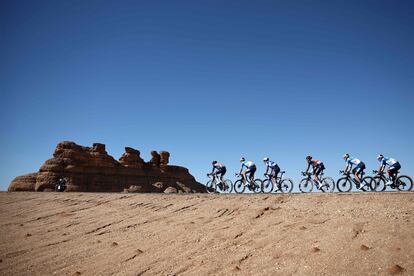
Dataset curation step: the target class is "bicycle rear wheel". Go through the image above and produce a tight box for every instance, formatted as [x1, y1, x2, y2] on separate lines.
[205, 180, 215, 194]
[321, 177, 335, 192]
[373, 176, 386, 192]
[280, 178, 294, 193]
[396, 175, 413, 191]
[253, 179, 263, 193]
[336, 177, 352, 192]
[234, 179, 245, 193]
[361, 176, 376, 192]
[223, 179, 233, 193]
[261, 179, 273, 193]
[299, 179, 313, 193]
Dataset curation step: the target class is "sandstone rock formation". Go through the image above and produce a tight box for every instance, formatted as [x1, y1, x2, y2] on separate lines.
[8, 141, 204, 193]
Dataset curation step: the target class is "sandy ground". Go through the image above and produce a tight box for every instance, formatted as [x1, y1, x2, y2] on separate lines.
[0, 192, 413, 276]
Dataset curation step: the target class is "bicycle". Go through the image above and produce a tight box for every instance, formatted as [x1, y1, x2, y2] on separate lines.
[261, 171, 294, 193]
[372, 170, 413, 192]
[299, 172, 335, 193]
[205, 173, 233, 194]
[336, 170, 376, 192]
[234, 173, 262, 193]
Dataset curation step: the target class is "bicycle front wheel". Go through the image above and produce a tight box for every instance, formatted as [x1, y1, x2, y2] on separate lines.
[374, 176, 386, 192]
[336, 177, 352, 192]
[396, 175, 413, 191]
[261, 179, 273, 193]
[234, 179, 245, 193]
[321, 177, 335, 192]
[280, 178, 294, 193]
[299, 178, 313, 193]
[205, 180, 215, 194]
[361, 176, 376, 192]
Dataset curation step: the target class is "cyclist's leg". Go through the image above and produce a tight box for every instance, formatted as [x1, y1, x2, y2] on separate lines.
[220, 167, 227, 182]
[249, 167, 256, 183]
[314, 167, 321, 184]
[272, 167, 281, 187]
[352, 167, 360, 183]
[241, 170, 247, 183]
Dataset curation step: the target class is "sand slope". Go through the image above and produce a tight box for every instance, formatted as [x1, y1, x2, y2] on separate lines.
[0, 192, 413, 275]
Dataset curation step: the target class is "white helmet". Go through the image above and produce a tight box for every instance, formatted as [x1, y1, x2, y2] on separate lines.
[343, 153, 349, 159]
[263, 157, 269, 162]
[377, 154, 384, 161]
[240, 157, 245, 162]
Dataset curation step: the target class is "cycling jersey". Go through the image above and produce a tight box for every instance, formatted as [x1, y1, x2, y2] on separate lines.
[241, 161, 255, 169]
[346, 157, 361, 166]
[213, 162, 225, 170]
[380, 157, 398, 167]
[265, 160, 278, 169]
[309, 160, 322, 168]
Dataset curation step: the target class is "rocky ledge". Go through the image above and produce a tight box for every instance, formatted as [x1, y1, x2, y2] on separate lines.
[8, 141, 204, 193]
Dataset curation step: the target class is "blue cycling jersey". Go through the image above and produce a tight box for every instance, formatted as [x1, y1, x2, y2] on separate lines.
[346, 157, 361, 167]
[380, 157, 397, 167]
[265, 160, 277, 168]
[241, 161, 255, 169]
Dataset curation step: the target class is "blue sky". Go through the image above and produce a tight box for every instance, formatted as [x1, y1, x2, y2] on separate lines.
[1, 0, 413, 191]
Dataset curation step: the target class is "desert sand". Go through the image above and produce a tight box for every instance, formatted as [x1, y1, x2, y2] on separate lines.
[0, 192, 413, 275]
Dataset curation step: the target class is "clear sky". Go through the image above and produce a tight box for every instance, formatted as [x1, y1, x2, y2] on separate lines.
[1, 0, 413, 191]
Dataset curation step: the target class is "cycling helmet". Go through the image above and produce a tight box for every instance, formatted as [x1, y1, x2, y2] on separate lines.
[263, 157, 269, 162]
[377, 154, 384, 161]
[212, 160, 217, 165]
[343, 153, 349, 159]
[306, 155, 312, 161]
[240, 157, 245, 162]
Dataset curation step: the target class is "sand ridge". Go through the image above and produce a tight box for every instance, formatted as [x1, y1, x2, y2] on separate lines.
[0, 192, 413, 275]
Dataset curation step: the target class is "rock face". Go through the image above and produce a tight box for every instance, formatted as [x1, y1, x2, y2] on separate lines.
[8, 141, 205, 193]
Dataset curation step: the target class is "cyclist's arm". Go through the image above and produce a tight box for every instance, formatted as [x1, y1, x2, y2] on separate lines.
[211, 166, 216, 174]
[344, 163, 350, 173]
[305, 163, 310, 174]
[264, 166, 269, 175]
[238, 165, 244, 175]
[379, 164, 385, 173]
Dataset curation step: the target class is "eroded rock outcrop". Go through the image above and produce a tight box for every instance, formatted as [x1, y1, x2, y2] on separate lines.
[8, 141, 204, 193]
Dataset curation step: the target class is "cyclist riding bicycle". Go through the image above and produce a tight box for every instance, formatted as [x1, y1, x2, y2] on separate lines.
[263, 157, 280, 180]
[304, 155, 325, 189]
[377, 154, 401, 186]
[209, 161, 227, 183]
[343, 153, 366, 189]
[238, 157, 256, 183]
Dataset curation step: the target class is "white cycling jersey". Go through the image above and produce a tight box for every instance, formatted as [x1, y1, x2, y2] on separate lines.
[241, 161, 255, 169]
[346, 157, 361, 166]
[381, 157, 397, 167]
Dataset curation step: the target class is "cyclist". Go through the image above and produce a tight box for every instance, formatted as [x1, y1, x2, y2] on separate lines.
[377, 154, 401, 185]
[304, 155, 325, 189]
[238, 157, 256, 183]
[209, 161, 227, 183]
[343, 153, 366, 189]
[263, 157, 280, 182]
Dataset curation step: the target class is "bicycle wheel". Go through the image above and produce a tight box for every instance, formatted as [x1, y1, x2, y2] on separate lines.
[205, 180, 215, 194]
[373, 176, 386, 192]
[234, 179, 245, 193]
[215, 181, 225, 193]
[261, 179, 273, 193]
[361, 176, 376, 192]
[299, 178, 313, 193]
[336, 177, 352, 192]
[321, 177, 335, 192]
[222, 179, 233, 193]
[280, 178, 294, 193]
[253, 179, 263, 193]
[396, 175, 413, 191]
